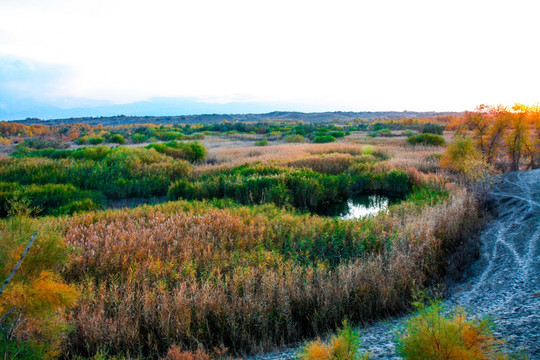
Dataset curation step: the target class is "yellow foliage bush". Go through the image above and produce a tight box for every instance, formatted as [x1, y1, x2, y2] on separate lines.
[440, 137, 494, 185]
[0, 212, 79, 359]
[161, 345, 211, 360]
[396, 300, 523, 360]
[440, 137, 480, 173]
[301, 339, 332, 360]
[299, 321, 371, 360]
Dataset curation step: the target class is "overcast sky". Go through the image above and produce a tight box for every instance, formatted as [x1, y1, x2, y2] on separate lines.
[1, 0, 539, 118]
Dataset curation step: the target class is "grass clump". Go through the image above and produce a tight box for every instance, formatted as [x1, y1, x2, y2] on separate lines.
[421, 123, 445, 135]
[286, 134, 307, 143]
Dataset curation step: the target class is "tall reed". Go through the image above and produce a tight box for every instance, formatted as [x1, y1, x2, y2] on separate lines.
[58, 186, 482, 358]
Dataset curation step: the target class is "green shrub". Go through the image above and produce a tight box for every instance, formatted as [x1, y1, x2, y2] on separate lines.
[131, 133, 148, 143]
[381, 170, 411, 194]
[402, 130, 415, 137]
[163, 131, 185, 141]
[348, 164, 412, 195]
[285, 134, 306, 143]
[179, 141, 207, 162]
[89, 136, 104, 145]
[0, 336, 48, 360]
[168, 166, 353, 211]
[71, 146, 111, 161]
[75, 136, 89, 145]
[11, 147, 71, 159]
[147, 141, 207, 162]
[313, 135, 336, 143]
[0, 183, 105, 216]
[254, 140, 268, 146]
[421, 123, 445, 135]
[168, 164, 414, 212]
[0, 153, 192, 204]
[110, 134, 126, 144]
[19, 138, 68, 150]
[52, 198, 101, 216]
[328, 130, 346, 138]
[407, 133, 446, 146]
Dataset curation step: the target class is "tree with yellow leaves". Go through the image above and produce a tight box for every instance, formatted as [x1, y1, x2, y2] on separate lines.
[0, 204, 78, 359]
[443, 103, 539, 175]
[506, 104, 533, 171]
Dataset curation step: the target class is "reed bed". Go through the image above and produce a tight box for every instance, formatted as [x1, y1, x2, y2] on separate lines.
[199, 136, 443, 177]
[58, 183, 482, 358]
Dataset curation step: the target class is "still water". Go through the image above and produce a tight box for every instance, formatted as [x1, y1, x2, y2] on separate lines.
[316, 194, 401, 219]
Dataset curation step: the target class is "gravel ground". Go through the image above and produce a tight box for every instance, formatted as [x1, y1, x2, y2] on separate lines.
[250, 169, 540, 360]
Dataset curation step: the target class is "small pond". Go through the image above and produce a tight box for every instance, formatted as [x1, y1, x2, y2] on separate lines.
[315, 194, 402, 219]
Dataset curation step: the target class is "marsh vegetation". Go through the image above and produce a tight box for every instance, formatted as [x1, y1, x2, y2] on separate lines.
[0, 105, 537, 359]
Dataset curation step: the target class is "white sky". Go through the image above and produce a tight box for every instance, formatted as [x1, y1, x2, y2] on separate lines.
[1, 0, 539, 111]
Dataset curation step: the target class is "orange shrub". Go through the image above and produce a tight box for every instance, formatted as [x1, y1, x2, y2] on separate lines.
[299, 322, 370, 360]
[396, 300, 520, 360]
[161, 346, 211, 360]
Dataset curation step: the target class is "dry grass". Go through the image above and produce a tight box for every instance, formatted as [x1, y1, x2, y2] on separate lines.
[196, 135, 445, 177]
[287, 153, 356, 174]
[2, 131, 479, 359]
[56, 180, 482, 358]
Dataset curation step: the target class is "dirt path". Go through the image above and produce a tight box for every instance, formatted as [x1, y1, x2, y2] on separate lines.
[251, 169, 540, 359]
[446, 169, 540, 358]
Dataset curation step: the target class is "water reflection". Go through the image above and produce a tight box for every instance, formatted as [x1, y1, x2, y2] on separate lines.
[316, 194, 401, 219]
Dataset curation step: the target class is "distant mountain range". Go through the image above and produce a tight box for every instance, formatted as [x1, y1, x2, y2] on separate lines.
[14, 110, 463, 126]
[1, 95, 464, 124]
[0, 96, 282, 121]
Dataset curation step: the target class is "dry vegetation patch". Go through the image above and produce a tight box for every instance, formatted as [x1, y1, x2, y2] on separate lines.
[56, 182, 482, 358]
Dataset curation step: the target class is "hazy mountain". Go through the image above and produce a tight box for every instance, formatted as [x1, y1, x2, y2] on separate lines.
[14, 109, 462, 126]
[0, 96, 290, 121]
